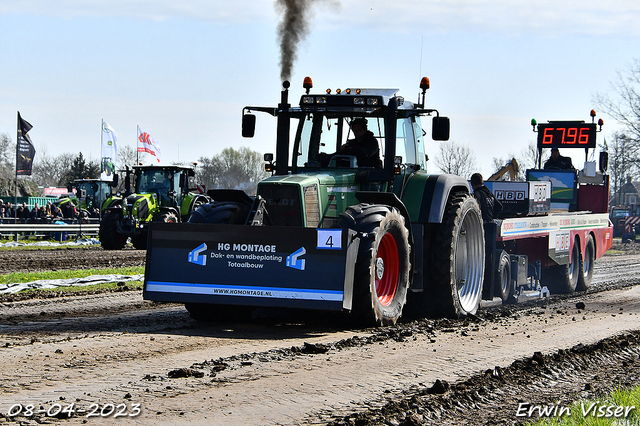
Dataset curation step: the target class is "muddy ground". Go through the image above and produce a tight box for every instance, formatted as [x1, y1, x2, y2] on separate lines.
[0, 246, 146, 275]
[0, 242, 639, 425]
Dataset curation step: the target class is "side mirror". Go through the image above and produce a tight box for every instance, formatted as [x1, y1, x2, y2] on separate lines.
[111, 174, 119, 188]
[242, 114, 256, 138]
[599, 151, 608, 173]
[432, 116, 450, 141]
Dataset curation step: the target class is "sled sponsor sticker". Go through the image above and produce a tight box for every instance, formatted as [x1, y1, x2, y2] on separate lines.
[317, 229, 342, 250]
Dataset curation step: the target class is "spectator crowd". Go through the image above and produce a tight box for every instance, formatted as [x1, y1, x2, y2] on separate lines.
[0, 199, 98, 224]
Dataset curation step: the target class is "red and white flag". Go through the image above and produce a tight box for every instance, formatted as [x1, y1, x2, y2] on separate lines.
[137, 126, 161, 162]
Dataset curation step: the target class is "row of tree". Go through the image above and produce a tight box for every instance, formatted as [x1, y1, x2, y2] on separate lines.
[0, 134, 269, 197]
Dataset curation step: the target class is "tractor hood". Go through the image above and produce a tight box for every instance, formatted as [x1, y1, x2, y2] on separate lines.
[257, 171, 360, 228]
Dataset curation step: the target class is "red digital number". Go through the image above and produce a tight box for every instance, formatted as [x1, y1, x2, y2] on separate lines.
[557, 127, 566, 144]
[566, 127, 578, 144]
[578, 127, 589, 144]
[542, 128, 553, 145]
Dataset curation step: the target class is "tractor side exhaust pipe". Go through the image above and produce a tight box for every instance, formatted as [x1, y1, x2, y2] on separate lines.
[276, 81, 291, 176]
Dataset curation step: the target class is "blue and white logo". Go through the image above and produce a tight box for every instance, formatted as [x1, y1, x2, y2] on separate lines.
[286, 247, 306, 271]
[188, 243, 207, 266]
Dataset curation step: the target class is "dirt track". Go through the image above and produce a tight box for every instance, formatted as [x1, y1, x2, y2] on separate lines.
[0, 244, 639, 425]
[0, 246, 145, 274]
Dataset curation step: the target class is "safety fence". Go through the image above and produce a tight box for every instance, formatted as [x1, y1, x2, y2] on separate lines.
[0, 221, 100, 242]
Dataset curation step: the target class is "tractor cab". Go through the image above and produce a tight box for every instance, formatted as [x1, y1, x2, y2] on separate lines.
[132, 165, 195, 209]
[74, 179, 114, 213]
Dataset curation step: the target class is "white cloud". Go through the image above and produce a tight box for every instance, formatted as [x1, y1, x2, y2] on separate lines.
[315, 0, 640, 37]
[1, 1, 638, 36]
[0, 0, 277, 23]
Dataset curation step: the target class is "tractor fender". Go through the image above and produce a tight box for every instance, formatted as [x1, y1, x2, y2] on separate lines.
[103, 204, 123, 216]
[401, 173, 471, 224]
[186, 194, 211, 213]
[355, 191, 414, 245]
[103, 198, 123, 212]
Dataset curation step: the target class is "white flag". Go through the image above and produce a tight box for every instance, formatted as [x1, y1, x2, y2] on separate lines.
[101, 120, 118, 181]
[137, 126, 161, 163]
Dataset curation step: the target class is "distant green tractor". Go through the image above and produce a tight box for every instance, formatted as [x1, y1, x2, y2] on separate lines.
[100, 165, 209, 250]
[56, 179, 116, 218]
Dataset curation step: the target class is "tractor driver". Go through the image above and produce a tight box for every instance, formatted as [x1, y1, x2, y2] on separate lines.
[336, 118, 382, 168]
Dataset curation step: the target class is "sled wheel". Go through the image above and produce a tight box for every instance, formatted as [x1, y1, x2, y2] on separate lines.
[338, 204, 411, 326]
[577, 234, 595, 291]
[430, 193, 485, 318]
[99, 211, 127, 250]
[496, 250, 515, 303]
[543, 237, 580, 294]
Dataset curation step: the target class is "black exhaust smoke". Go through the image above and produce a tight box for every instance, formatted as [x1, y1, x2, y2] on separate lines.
[276, 0, 337, 82]
[276, 0, 312, 82]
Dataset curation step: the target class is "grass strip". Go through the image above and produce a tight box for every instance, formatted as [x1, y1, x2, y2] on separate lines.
[0, 266, 144, 285]
[525, 384, 640, 425]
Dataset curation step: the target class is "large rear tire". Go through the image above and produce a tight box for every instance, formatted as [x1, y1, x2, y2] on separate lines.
[577, 235, 595, 291]
[338, 204, 411, 326]
[429, 193, 485, 318]
[543, 237, 580, 294]
[132, 211, 178, 250]
[99, 212, 127, 250]
[131, 234, 147, 250]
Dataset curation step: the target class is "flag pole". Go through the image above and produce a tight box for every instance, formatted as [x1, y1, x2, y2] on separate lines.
[101, 119, 103, 180]
[136, 125, 139, 165]
[14, 112, 18, 219]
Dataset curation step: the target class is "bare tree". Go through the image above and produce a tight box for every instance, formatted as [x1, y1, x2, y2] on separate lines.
[594, 58, 640, 204]
[32, 150, 76, 188]
[490, 141, 540, 181]
[594, 58, 640, 143]
[0, 133, 14, 181]
[434, 141, 477, 179]
[197, 147, 268, 195]
[118, 145, 138, 169]
[603, 132, 640, 205]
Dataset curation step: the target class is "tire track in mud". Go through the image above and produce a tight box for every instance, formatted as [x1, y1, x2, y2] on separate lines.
[0, 245, 639, 425]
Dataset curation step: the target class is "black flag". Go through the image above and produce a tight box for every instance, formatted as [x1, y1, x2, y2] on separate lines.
[16, 112, 36, 176]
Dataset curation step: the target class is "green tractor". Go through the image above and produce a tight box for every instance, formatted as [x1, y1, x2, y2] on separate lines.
[100, 164, 209, 250]
[144, 77, 487, 326]
[56, 179, 116, 218]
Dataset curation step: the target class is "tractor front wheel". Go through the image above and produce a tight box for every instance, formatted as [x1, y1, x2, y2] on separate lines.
[99, 212, 127, 250]
[338, 204, 411, 326]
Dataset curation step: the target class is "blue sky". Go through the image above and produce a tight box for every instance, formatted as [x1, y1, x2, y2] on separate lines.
[0, 0, 638, 178]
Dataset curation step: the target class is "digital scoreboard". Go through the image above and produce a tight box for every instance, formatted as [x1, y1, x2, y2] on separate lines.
[536, 121, 597, 149]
